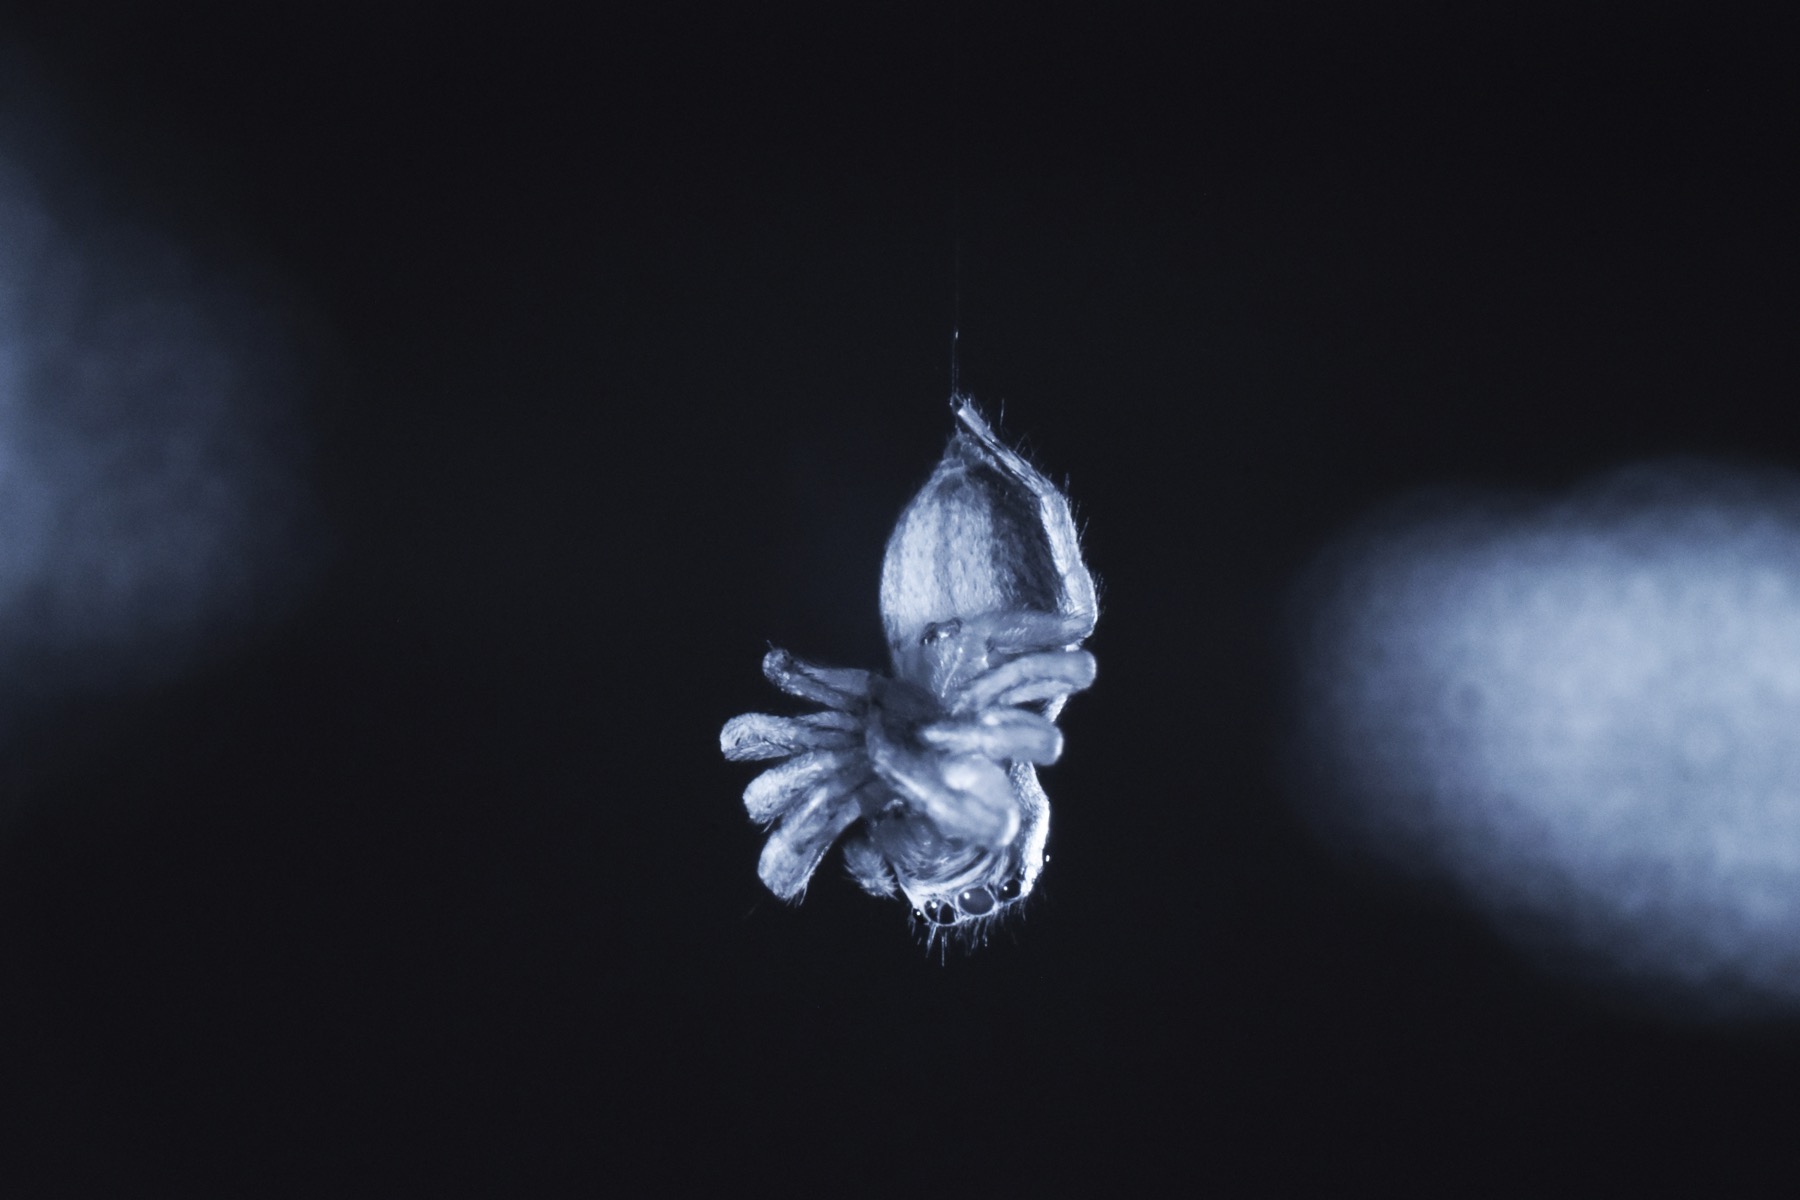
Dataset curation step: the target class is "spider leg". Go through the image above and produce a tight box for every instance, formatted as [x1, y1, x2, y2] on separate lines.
[759, 778, 879, 901]
[954, 649, 1097, 713]
[867, 718, 1020, 847]
[720, 711, 862, 761]
[920, 707, 1064, 765]
[931, 754, 1022, 845]
[762, 648, 872, 711]
[742, 748, 869, 824]
[984, 609, 1097, 658]
[841, 829, 899, 897]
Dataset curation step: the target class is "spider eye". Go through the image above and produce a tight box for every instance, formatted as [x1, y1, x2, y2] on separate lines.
[995, 877, 1022, 901]
[925, 900, 958, 925]
[920, 619, 963, 646]
[957, 886, 995, 915]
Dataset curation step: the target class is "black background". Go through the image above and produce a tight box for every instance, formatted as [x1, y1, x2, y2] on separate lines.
[1, 2, 1797, 1193]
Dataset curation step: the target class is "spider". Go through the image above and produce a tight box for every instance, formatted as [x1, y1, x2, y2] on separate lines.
[721, 398, 1097, 946]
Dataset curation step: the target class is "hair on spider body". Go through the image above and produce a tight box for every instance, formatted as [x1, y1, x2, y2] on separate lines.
[720, 397, 1097, 950]
[904, 842, 1051, 961]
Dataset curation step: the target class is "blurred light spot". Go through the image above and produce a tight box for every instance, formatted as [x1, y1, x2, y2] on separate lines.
[1286, 462, 1800, 1019]
[0, 80, 319, 719]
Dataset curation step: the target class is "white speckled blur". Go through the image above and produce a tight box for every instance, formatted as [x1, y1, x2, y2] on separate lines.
[1289, 462, 1800, 1017]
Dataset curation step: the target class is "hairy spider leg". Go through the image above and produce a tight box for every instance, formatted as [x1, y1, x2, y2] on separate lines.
[918, 707, 1064, 764]
[953, 649, 1097, 713]
[761, 648, 871, 710]
[759, 777, 884, 900]
[865, 709, 1019, 846]
[720, 710, 863, 761]
[985, 609, 1097, 657]
[841, 832, 901, 897]
[739, 748, 873, 825]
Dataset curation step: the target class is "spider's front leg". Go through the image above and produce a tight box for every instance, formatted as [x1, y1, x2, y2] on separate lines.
[759, 647, 871, 711]
[864, 675, 1021, 847]
[720, 710, 862, 762]
[982, 609, 1098, 662]
[930, 608, 1097, 735]
[756, 775, 882, 901]
[918, 706, 1066, 765]
[719, 646, 882, 901]
[954, 647, 1097, 714]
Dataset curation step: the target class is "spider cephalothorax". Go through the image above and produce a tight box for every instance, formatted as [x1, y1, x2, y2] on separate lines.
[721, 399, 1097, 947]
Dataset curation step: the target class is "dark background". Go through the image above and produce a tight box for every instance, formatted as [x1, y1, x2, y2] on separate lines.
[1, 2, 1796, 1192]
